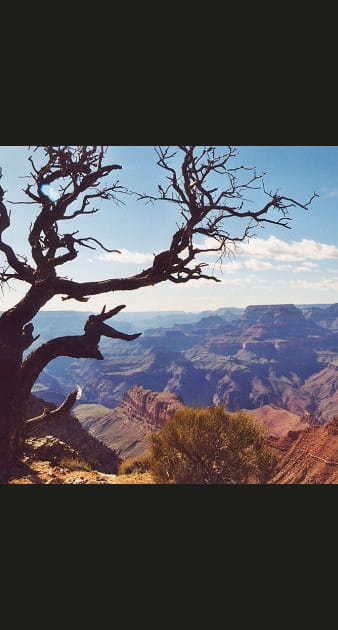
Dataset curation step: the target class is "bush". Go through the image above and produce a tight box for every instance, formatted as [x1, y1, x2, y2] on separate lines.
[118, 454, 151, 475]
[149, 405, 278, 484]
[59, 456, 95, 472]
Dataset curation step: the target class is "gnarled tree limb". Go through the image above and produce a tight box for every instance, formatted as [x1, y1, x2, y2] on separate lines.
[0, 183, 34, 282]
[0, 145, 319, 482]
[0, 146, 318, 321]
[19, 305, 142, 400]
[25, 389, 79, 435]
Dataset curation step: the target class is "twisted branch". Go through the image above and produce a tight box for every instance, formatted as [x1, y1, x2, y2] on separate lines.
[19, 304, 142, 400]
[133, 146, 318, 284]
[25, 390, 79, 435]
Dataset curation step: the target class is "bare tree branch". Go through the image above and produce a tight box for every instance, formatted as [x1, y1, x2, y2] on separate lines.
[132, 146, 317, 285]
[19, 305, 142, 399]
[22, 147, 125, 277]
[25, 389, 79, 435]
[0, 145, 319, 481]
[0, 182, 34, 282]
[0, 145, 318, 318]
[73, 237, 121, 254]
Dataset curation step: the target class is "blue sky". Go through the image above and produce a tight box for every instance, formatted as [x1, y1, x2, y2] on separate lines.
[1, 145, 338, 313]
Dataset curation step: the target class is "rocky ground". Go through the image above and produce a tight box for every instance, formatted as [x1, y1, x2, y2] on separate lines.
[270, 417, 338, 483]
[8, 456, 154, 484]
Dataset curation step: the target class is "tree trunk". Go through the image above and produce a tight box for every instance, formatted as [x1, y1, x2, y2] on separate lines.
[0, 285, 55, 482]
[0, 393, 26, 483]
[0, 304, 141, 482]
[0, 345, 25, 483]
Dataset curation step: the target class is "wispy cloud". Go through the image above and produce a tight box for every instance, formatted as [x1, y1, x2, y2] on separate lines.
[98, 236, 338, 282]
[221, 260, 242, 273]
[321, 187, 338, 199]
[238, 236, 338, 261]
[244, 259, 273, 271]
[99, 249, 154, 264]
[277, 262, 319, 273]
[219, 276, 253, 286]
[200, 235, 338, 264]
[299, 262, 318, 269]
[174, 278, 221, 289]
[290, 277, 338, 290]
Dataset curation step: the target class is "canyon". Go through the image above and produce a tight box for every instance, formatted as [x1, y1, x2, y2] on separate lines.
[73, 385, 184, 460]
[14, 300, 338, 483]
[32, 303, 338, 426]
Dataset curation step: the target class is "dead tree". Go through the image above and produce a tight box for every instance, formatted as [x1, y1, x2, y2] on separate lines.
[0, 145, 316, 481]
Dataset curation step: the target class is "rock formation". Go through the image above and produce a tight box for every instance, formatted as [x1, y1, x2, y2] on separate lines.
[25, 394, 121, 473]
[32, 303, 338, 426]
[243, 404, 309, 437]
[121, 385, 184, 427]
[270, 419, 338, 484]
[74, 385, 184, 460]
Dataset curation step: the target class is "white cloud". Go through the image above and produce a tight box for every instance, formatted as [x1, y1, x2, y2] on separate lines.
[292, 266, 316, 273]
[290, 277, 338, 290]
[222, 260, 242, 273]
[299, 262, 318, 269]
[238, 236, 338, 262]
[96, 235, 335, 291]
[99, 248, 154, 264]
[277, 263, 318, 273]
[174, 278, 220, 289]
[219, 276, 253, 286]
[244, 259, 273, 271]
[200, 235, 338, 263]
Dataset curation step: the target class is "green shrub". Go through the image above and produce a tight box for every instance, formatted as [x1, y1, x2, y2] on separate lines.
[118, 454, 151, 475]
[149, 405, 278, 484]
[59, 456, 95, 472]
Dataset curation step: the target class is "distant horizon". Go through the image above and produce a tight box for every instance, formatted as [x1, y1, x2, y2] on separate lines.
[40, 301, 332, 313]
[1, 301, 333, 316]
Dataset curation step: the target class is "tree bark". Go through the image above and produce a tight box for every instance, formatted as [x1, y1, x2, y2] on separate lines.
[0, 145, 317, 482]
[0, 305, 140, 482]
[0, 360, 26, 482]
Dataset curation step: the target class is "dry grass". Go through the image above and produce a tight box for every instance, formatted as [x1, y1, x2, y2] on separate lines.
[8, 457, 155, 484]
[113, 471, 155, 484]
[118, 454, 151, 475]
